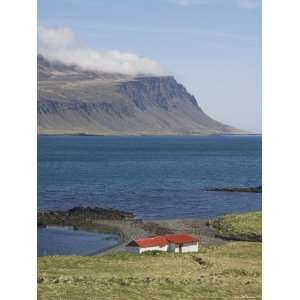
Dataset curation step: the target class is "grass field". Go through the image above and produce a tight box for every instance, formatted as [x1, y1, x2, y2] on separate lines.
[209, 211, 262, 242]
[38, 212, 262, 300]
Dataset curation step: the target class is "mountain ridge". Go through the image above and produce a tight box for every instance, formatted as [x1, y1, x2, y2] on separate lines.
[37, 55, 243, 135]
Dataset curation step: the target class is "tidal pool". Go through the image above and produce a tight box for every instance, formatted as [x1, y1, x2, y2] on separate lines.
[38, 226, 119, 256]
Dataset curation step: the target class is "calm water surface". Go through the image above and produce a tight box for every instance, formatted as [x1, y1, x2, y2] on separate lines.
[38, 227, 119, 256]
[38, 135, 261, 219]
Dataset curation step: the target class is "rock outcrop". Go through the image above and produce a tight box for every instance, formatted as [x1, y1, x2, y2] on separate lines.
[206, 185, 262, 193]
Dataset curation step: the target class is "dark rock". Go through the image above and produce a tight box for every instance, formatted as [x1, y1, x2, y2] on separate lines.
[66, 206, 134, 219]
[37, 207, 134, 235]
[206, 185, 262, 193]
[37, 222, 46, 228]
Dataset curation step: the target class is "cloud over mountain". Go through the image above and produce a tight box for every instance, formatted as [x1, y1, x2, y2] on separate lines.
[37, 26, 164, 76]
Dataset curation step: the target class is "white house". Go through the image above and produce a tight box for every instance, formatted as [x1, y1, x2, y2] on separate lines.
[164, 234, 199, 253]
[126, 234, 199, 254]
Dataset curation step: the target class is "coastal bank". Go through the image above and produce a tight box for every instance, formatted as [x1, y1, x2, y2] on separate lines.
[38, 207, 261, 255]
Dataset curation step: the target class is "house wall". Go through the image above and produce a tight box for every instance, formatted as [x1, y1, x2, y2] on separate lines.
[181, 242, 199, 253]
[139, 245, 168, 253]
[126, 245, 168, 254]
[126, 246, 141, 254]
[168, 243, 179, 253]
[126, 242, 199, 254]
[168, 242, 199, 253]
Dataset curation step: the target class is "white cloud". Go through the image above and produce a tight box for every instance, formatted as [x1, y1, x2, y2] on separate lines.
[37, 26, 164, 76]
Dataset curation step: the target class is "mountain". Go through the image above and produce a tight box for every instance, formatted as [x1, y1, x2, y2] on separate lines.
[37, 55, 240, 135]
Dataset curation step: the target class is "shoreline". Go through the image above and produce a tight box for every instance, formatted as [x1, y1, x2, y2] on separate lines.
[37, 207, 227, 256]
[38, 132, 260, 137]
[38, 207, 262, 256]
[39, 218, 221, 256]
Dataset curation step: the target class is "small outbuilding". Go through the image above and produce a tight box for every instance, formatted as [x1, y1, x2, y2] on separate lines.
[126, 234, 199, 254]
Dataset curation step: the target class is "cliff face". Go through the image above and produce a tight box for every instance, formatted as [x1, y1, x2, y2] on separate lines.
[37, 56, 239, 135]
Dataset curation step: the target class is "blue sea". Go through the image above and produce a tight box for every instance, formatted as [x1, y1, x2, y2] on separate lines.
[38, 135, 261, 219]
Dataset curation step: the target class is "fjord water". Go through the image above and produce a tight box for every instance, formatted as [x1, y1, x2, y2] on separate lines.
[38, 135, 261, 219]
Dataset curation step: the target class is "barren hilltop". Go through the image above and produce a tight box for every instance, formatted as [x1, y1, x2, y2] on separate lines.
[37, 55, 241, 135]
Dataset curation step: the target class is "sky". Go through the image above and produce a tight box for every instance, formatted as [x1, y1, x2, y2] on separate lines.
[38, 0, 261, 133]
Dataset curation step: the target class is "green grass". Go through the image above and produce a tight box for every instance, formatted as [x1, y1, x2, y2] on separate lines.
[38, 211, 262, 299]
[209, 211, 262, 241]
[38, 242, 261, 299]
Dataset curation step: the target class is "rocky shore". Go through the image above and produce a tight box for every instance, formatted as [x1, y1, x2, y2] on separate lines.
[38, 207, 262, 256]
[37, 207, 226, 255]
[38, 207, 134, 238]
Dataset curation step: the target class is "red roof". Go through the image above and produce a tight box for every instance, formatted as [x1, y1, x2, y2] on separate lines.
[165, 234, 199, 245]
[128, 236, 167, 248]
[127, 234, 199, 248]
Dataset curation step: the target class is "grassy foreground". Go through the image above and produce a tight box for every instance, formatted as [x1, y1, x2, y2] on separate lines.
[209, 211, 262, 242]
[38, 211, 262, 300]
